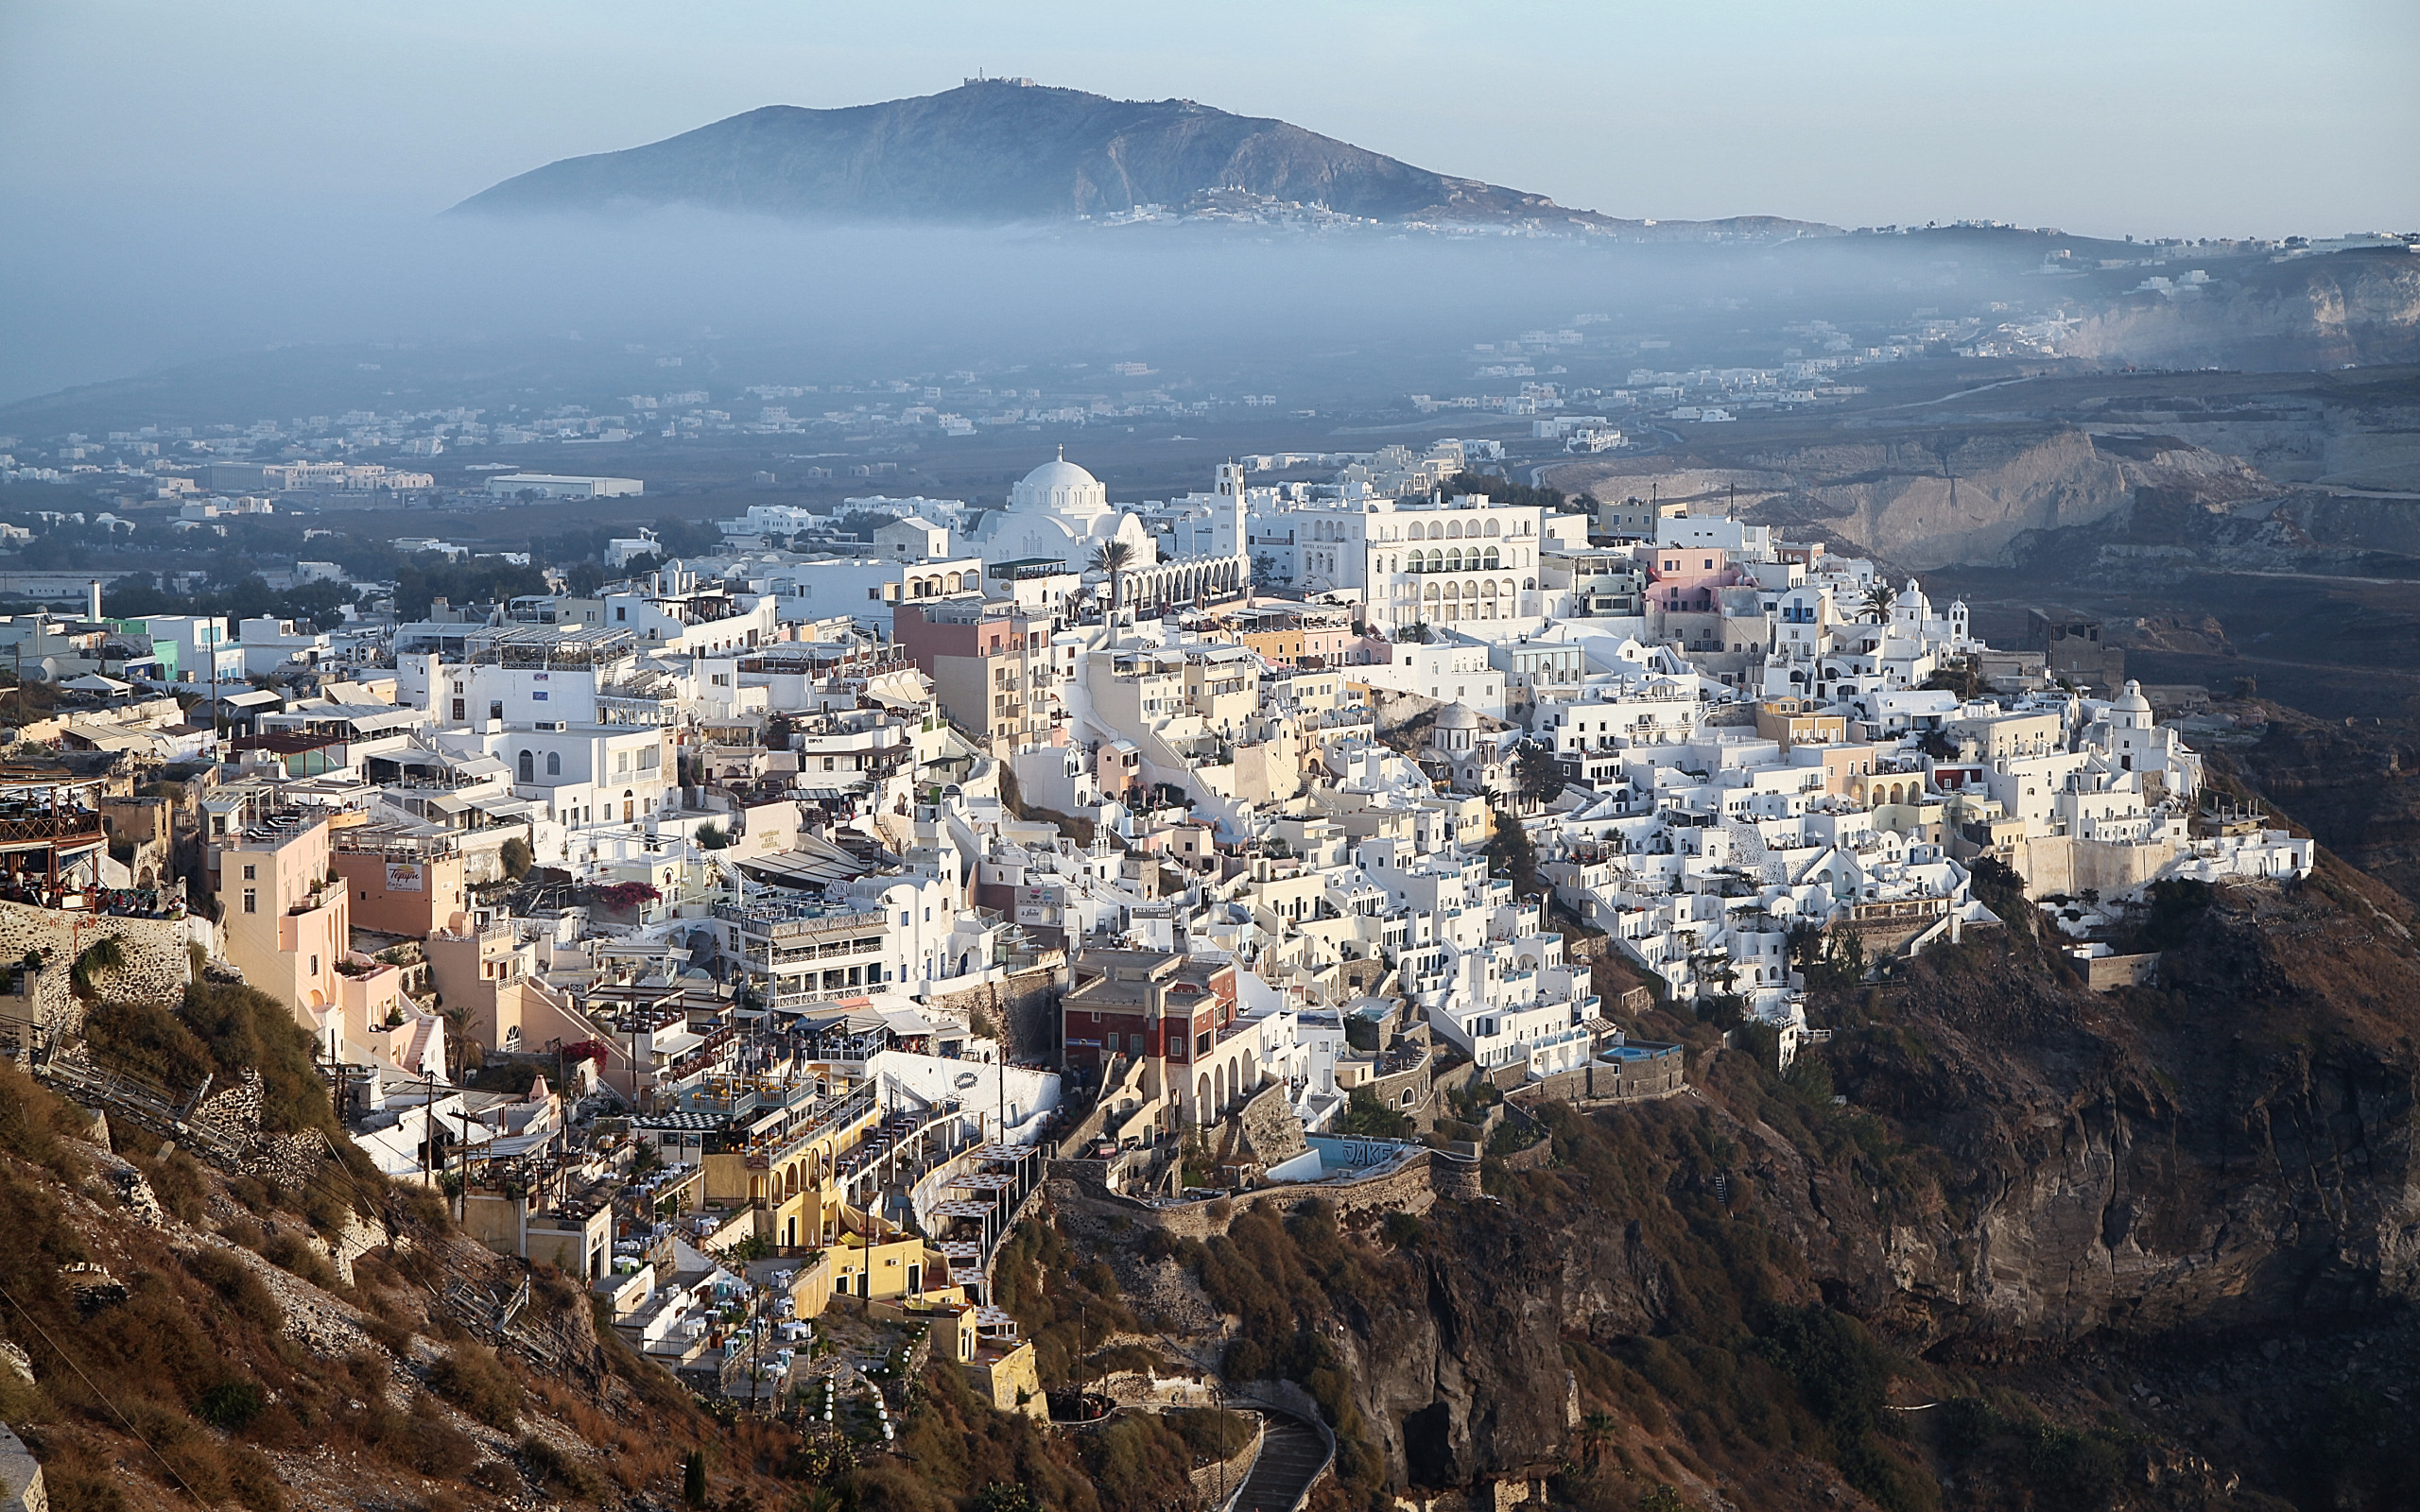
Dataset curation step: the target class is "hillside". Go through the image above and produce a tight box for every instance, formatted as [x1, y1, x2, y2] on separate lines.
[1014, 845, 2420, 1511]
[452, 79, 1824, 238]
[11, 821, 2420, 1511]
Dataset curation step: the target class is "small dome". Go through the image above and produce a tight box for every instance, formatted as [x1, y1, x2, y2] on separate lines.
[2117, 679, 2152, 713]
[1434, 702, 1481, 730]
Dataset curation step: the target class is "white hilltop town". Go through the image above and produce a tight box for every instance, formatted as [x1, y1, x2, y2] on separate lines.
[0, 444, 2311, 1408]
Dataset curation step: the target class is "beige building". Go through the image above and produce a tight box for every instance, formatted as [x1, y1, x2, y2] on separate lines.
[215, 811, 350, 1031]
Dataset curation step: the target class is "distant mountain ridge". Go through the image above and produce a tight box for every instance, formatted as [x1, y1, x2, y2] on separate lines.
[452, 79, 1824, 239]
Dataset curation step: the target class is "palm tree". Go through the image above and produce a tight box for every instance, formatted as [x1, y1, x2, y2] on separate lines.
[1577, 1410, 1618, 1469]
[1089, 540, 1135, 644]
[1861, 582, 1894, 623]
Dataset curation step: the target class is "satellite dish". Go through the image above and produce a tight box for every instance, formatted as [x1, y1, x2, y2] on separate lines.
[33, 658, 58, 683]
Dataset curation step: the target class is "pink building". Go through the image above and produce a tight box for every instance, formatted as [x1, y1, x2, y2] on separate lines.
[1641, 545, 1750, 613]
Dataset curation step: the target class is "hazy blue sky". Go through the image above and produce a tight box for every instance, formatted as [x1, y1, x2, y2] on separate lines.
[2, 0, 2412, 237]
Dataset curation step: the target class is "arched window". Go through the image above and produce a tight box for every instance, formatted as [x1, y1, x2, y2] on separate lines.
[1446, 548, 1463, 572]
[1484, 519, 1501, 538]
[1483, 546, 1501, 570]
[1446, 520, 1463, 540]
[546, 751, 561, 776]
[517, 749, 533, 782]
[1479, 579, 1497, 598]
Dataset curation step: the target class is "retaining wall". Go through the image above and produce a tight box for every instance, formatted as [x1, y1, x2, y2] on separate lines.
[924, 960, 1067, 1062]
[1049, 1145, 1443, 1244]
[0, 900, 191, 1041]
[1232, 1079, 1306, 1165]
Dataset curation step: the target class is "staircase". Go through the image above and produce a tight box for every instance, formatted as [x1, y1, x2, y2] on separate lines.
[40, 1052, 250, 1167]
[1227, 1409, 1329, 1512]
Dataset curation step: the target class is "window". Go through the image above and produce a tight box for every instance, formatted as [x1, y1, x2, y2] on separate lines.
[546, 751, 561, 776]
[309, 955, 319, 975]
[243, 890, 256, 914]
[614, 606, 627, 621]
[242, 864, 256, 881]
[451, 698, 465, 722]
[518, 750, 534, 782]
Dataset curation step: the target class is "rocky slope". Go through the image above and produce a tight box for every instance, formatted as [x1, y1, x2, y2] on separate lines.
[452, 79, 1824, 237]
[1034, 850, 2420, 1511]
[1555, 428, 2278, 570]
[2061, 252, 2420, 370]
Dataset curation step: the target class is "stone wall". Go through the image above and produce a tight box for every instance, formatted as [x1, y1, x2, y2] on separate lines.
[924, 959, 1067, 1062]
[2085, 952, 2162, 991]
[0, 900, 192, 1041]
[1048, 1145, 1445, 1244]
[1185, 1412, 1264, 1503]
[2007, 833, 2175, 902]
[1506, 1043, 1688, 1108]
[1365, 1050, 1438, 1133]
[1232, 1079, 1307, 1166]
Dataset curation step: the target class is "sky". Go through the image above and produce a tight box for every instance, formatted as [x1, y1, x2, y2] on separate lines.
[2, 0, 2413, 238]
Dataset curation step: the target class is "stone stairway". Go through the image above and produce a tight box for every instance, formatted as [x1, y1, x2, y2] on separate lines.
[1226, 1410, 1328, 1512]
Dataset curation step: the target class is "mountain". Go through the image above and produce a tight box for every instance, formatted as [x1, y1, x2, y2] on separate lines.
[453, 78, 1822, 238]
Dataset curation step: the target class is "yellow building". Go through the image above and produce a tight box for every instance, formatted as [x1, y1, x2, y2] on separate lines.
[1754, 697, 1847, 752]
[919, 1301, 1046, 1419]
[829, 1231, 940, 1303]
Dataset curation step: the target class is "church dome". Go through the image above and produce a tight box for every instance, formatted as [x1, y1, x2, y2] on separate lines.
[1020, 453, 1098, 492]
[2116, 679, 2152, 715]
[1434, 702, 1482, 731]
[1011, 447, 1109, 522]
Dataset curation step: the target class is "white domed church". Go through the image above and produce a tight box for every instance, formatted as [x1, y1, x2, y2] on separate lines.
[963, 449, 1159, 573]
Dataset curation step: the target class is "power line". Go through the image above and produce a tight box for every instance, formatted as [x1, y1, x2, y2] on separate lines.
[0, 1279, 206, 1503]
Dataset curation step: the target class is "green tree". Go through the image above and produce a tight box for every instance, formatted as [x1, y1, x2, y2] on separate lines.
[1487, 806, 1542, 896]
[1514, 739, 1565, 808]
[683, 1448, 708, 1505]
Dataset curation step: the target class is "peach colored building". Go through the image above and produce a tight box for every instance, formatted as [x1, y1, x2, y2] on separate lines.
[216, 811, 350, 1033]
[330, 840, 466, 938]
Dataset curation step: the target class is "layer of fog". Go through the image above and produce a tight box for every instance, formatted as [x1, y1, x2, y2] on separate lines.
[0, 199, 2037, 414]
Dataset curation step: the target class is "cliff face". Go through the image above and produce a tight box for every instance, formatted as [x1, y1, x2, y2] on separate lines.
[1610, 428, 2272, 570]
[1119, 866, 2420, 1506]
[2062, 252, 2420, 370]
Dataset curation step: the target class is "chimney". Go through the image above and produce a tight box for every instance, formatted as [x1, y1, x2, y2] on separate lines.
[88, 579, 101, 623]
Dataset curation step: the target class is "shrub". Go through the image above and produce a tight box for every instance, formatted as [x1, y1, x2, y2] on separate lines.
[520, 1434, 607, 1500]
[198, 1380, 266, 1432]
[133, 1147, 209, 1224]
[0, 1064, 93, 1182]
[185, 1249, 285, 1333]
[261, 1230, 337, 1290]
[429, 1344, 522, 1431]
